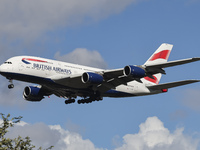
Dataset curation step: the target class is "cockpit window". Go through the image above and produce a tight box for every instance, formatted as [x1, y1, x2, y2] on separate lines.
[4, 62, 12, 64]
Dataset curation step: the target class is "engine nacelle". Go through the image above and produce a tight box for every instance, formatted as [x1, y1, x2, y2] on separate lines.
[81, 72, 103, 84]
[123, 65, 146, 78]
[23, 86, 44, 102]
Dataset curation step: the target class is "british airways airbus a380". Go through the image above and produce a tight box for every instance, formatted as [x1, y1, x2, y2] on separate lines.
[0, 43, 199, 104]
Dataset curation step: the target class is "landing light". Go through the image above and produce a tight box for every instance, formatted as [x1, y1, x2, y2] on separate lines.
[162, 89, 168, 93]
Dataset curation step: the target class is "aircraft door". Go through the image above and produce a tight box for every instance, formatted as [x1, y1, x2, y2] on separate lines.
[18, 62, 25, 72]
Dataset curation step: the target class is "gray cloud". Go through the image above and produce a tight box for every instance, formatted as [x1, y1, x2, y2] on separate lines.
[0, 0, 136, 41]
[54, 48, 108, 69]
[4, 120, 104, 150]
[0, 0, 139, 64]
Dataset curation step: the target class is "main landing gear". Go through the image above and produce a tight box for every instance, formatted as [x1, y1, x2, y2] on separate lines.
[77, 97, 103, 104]
[65, 99, 75, 104]
[64, 97, 103, 105]
[64, 93, 102, 105]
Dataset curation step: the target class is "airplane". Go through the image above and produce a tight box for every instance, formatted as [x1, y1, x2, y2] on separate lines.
[0, 43, 199, 104]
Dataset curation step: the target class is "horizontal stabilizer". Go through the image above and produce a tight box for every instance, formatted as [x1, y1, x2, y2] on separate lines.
[145, 57, 200, 68]
[147, 80, 200, 90]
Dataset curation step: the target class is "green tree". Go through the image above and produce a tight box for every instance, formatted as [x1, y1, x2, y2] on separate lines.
[0, 113, 53, 150]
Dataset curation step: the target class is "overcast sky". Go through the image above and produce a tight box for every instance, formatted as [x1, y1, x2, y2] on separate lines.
[0, 0, 200, 149]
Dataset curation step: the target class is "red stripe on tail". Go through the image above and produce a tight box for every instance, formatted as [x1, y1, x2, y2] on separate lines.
[144, 75, 159, 84]
[150, 50, 170, 61]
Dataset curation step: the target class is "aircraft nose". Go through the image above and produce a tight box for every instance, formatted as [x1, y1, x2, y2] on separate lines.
[0, 64, 4, 74]
[0, 63, 7, 74]
[0, 64, 3, 72]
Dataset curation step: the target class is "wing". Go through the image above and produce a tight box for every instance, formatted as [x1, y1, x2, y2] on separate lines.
[97, 58, 200, 92]
[147, 80, 200, 90]
[144, 57, 200, 74]
[51, 74, 85, 89]
[49, 68, 135, 95]
[97, 68, 143, 92]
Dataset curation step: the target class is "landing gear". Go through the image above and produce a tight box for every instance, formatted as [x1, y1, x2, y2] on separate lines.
[8, 79, 14, 89]
[64, 93, 103, 105]
[65, 99, 75, 104]
[77, 97, 103, 104]
[8, 84, 14, 89]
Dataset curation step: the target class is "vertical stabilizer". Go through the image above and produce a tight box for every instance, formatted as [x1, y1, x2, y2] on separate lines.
[144, 43, 173, 65]
[143, 43, 173, 85]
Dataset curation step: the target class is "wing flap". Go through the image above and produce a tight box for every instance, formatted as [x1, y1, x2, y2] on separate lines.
[147, 80, 200, 90]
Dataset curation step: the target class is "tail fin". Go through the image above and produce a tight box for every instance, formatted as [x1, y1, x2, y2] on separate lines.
[143, 43, 173, 85]
[144, 43, 173, 65]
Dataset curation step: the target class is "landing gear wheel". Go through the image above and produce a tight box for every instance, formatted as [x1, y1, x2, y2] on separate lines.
[65, 100, 68, 104]
[8, 84, 14, 89]
[65, 99, 75, 104]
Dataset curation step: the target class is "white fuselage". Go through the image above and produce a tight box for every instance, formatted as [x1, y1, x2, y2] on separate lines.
[0, 56, 161, 98]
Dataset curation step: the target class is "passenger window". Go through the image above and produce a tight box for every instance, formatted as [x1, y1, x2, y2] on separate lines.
[4, 62, 12, 64]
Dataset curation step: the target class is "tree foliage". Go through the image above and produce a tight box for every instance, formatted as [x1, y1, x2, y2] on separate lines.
[0, 113, 53, 150]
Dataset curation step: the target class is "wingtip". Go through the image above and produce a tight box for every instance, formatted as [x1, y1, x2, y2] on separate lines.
[192, 57, 200, 61]
[189, 79, 200, 83]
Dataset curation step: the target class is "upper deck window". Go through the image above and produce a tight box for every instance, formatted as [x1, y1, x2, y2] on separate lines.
[4, 62, 12, 64]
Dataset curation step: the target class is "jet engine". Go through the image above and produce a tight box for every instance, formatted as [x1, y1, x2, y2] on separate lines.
[23, 86, 44, 102]
[81, 72, 103, 84]
[123, 65, 146, 78]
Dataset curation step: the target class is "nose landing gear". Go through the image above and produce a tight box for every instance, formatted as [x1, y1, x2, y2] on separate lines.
[8, 79, 14, 89]
[8, 84, 14, 89]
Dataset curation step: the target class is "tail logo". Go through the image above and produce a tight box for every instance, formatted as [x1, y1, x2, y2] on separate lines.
[150, 50, 171, 61]
[144, 75, 159, 84]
